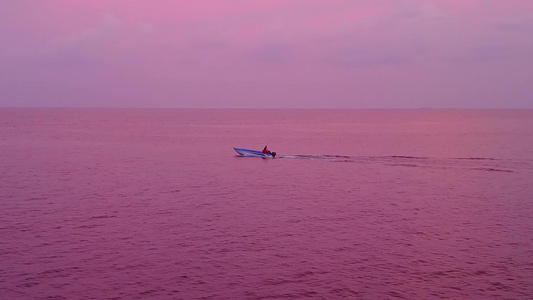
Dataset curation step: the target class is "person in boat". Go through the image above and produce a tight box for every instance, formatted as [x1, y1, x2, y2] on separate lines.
[262, 146, 271, 154]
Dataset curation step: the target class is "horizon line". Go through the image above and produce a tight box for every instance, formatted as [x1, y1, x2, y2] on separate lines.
[1, 106, 532, 110]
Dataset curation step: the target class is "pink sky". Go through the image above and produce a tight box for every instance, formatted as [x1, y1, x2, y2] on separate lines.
[1, 0, 532, 108]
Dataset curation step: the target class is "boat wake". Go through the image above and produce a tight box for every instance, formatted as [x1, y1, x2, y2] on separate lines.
[276, 154, 531, 173]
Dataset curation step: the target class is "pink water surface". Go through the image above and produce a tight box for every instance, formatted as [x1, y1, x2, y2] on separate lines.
[1, 109, 532, 299]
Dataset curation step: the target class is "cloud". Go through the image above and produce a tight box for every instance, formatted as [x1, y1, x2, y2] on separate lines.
[247, 43, 293, 63]
[44, 14, 123, 56]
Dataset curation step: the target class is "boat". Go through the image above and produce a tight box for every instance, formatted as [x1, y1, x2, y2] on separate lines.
[234, 147, 276, 158]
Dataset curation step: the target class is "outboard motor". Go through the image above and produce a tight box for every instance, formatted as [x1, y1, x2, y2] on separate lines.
[272, 152, 276, 158]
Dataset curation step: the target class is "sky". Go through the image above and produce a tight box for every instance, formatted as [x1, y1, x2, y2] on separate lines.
[1, 0, 532, 108]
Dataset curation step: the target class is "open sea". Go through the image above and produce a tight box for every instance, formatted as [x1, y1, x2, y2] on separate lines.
[1, 108, 532, 299]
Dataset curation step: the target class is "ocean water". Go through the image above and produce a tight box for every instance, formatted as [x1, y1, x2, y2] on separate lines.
[1, 108, 532, 299]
